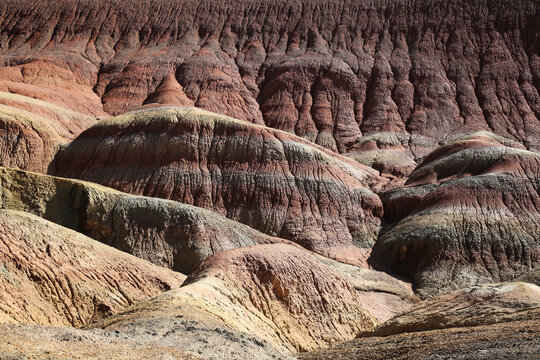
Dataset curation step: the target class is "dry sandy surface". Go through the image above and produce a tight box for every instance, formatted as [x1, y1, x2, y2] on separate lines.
[299, 319, 540, 360]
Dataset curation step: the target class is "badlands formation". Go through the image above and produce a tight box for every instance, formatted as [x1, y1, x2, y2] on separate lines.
[0, 0, 538, 359]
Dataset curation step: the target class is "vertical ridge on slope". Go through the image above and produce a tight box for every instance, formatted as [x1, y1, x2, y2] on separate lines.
[0, 0, 537, 155]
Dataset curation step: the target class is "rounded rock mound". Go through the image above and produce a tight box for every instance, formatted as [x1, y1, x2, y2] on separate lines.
[0, 92, 97, 173]
[362, 282, 540, 337]
[0, 209, 185, 327]
[0, 166, 290, 274]
[53, 107, 384, 266]
[92, 244, 379, 353]
[370, 132, 540, 297]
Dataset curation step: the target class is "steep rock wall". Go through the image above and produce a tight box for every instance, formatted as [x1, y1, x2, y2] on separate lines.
[0, 0, 538, 156]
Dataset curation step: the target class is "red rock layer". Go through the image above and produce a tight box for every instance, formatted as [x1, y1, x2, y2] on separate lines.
[370, 133, 540, 297]
[0, 92, 97, 173]
[0, 92, 97, 141]
[53, 107, 384, 267]
[0, 0, 538, 155]
[0, 60, 107, 117]
[0, 105, 63, 173]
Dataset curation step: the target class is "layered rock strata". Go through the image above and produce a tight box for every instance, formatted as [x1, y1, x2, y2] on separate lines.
[53, 107, 384, 266]
[361, 282, 540, 337]
[0, 0, 538, 154]
[0, 166, 290, 273]
[0, 105, 63, 172]
[0, 92, 97, 172]
[92, 244, 379, 353]
[370, 132, 540, 297]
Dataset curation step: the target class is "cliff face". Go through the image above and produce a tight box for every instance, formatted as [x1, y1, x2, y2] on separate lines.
[0, 1, 539, 358]
[0, 0, 538, 158]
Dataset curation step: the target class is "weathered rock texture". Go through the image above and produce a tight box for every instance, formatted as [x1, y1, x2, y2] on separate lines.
[345, 132, 419, 184]
[300, 319, 540, 360]
[53, 107, 384, 266]
[370, 132, 540, 297]
[92, 244, 379, 353]
[314, 254, 418, 323]
[0, 92, 97, 140]
[0, 209, 186, 327]
[0, 92, 97, 172]
[0, 59, 107, 117]
[0, 0, 538, 156]
[514, 270, 540, 287]
[361, 282, 540, 337]
[0, 105, 62, 173]
[0, 166, 290, 273]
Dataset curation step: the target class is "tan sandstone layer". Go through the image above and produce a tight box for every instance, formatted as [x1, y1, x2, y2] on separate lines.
[0, 209, 186, 327]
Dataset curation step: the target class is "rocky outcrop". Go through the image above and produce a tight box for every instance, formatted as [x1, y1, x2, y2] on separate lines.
[0, 0, 538, 156]
[514, 270, 540, 287]
[370, 132, 540, 297]
[0, 105, 63, 172]
[53, 107, 384, 266]
[305, 282, 540, 358]
[0, 166, 290, 273]
[0, 92, 97, 140]
[299, 319, 540, 360]
[0, 59, 107, 117]
[0, 209, 186, 327]
[345, 132, 419, 186]
[361, 282, 540, 337]
[142, 72, 195, 108]
[92, 244, 379, 353]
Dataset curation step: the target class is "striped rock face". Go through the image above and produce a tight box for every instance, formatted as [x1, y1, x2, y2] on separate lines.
[0, 92, 98, 141]
[0, 60, 107, 118]
[0, 166, 290, 274]
[1, 0, 538, 156]
[345, 132, 420, 187]
[370, 133, 540, 297]
[0, 105, 62, 173]
[53, 107, 384, 267]
[92, 244, 378, 353]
